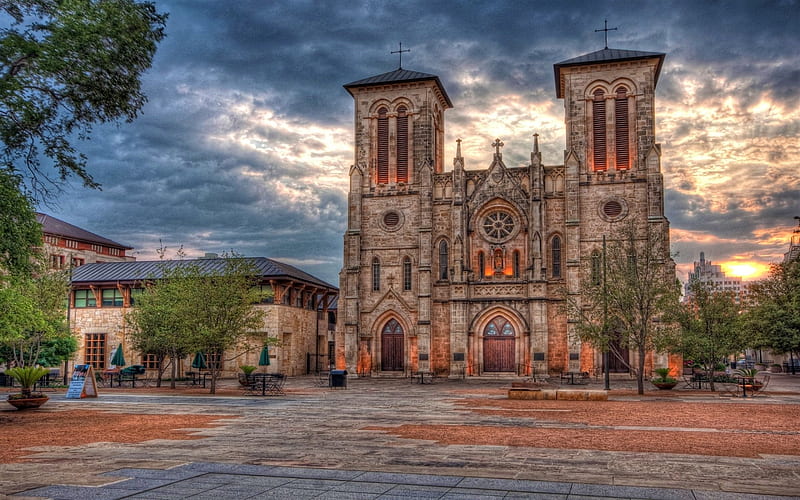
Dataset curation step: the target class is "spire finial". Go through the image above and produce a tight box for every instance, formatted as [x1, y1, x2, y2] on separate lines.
[391, 42, 410, 69]
[595, 19, 618, 49]
[456, 138, 462, 157]
[492, 138, 504, 157]
[532, 133, 540, 154]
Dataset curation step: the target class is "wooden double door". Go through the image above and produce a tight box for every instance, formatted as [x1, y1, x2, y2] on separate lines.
[483, 316, 515, 372]
[381, 319, 404, 371]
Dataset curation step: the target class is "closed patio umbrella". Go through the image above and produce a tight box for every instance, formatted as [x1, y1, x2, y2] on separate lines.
[192, 352, 207, 370]
[258, 345, 271, 366]
[110, 345, 126, 367]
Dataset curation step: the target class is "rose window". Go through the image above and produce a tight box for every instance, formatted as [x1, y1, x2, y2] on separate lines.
[483, 211, 515, 241]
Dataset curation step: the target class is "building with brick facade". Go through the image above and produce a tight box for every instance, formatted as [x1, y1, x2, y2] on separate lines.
[69, 258, 337, 377]
[337, 47, 673, 378]
[37, 213, 135, 269]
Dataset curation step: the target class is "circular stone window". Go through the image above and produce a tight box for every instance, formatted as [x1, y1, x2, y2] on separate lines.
[482, 211, 515, 242]
[599, 198, 628, 222]
[379, 210, 404, 232]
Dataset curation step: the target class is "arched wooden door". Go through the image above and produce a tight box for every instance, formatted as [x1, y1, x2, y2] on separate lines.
[606, 335, 630, 373]
[381, 319, 404, 371]
[483, 316, 515, 372]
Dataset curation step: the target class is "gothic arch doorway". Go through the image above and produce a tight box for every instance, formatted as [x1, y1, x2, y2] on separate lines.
[381, 318, 404, 371]
[483, 316, 516, 372]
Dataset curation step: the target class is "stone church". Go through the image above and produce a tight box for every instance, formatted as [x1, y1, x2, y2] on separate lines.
[336, 46, 671, 378]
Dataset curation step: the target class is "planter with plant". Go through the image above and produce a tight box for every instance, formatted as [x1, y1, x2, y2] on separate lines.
[651, 367, 678, 390]
[735, 367, 763, 391]
[238, 365, 257, 386]
[5, 366, 50, 409]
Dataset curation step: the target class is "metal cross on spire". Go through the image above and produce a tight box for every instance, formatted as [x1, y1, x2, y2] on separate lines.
[595, 19, 618, 49]
[391, 42, 410, 69]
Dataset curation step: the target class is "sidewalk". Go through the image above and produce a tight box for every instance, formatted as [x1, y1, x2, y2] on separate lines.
[16, 462, 795, 500]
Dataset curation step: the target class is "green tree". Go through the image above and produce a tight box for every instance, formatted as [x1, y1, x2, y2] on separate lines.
[0, 170, 41, 275]
[125, 264, 194, 388]
[742, 257, 800, 373]
[185, 257, 268, 394]
[0, 0, 167, 198]
[668, 280, 745, 390]
[571, 224, 681, 394]
[125, 255, 271, 393]
[0, 265, 72, 367]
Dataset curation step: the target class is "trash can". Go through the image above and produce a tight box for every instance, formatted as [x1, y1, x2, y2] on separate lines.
[329, 369, 348, 389]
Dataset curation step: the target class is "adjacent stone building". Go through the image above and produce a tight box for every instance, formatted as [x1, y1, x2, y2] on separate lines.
[337, 47, 673, 378]
[69, 258, 337, 377]
[37, 213, 135, 268]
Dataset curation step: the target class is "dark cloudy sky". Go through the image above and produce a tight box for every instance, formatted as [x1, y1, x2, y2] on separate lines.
[37, 0, 799, 286]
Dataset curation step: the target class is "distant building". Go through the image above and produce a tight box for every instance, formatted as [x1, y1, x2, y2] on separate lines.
[68, 258, 338, 377]
[784, 218, 800, 263]
[37, 213, 134, 268]
[684, 252, 749, 302]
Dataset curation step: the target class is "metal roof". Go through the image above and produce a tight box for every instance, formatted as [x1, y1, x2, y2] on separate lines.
[553, 48, 666, 98]
[71, 257, 337, 290]
[36, 213, 132, 250]
[344, 68, 453, 107]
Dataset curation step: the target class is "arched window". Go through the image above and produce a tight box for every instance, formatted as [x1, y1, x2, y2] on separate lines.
[551, 236, 562, 279]
[615, 87, 629, 169]
[591, 250, 602, 286]
[513, 250, 521, 278]
[402, 256, 412, 291]
[592, 88, 607, 171]
[372, 257, 381, 291]
[438, 240, 449, 280]
[397, 106, 408, 183]
[377, 107, 389, 184]
[478, 251, 485, 279]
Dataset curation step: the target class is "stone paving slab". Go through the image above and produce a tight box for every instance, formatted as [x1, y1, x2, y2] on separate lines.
[15, 463, 800, 499]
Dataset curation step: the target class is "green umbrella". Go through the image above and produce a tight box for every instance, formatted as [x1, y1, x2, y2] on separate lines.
[110, 345, 126, 367]
[258, 345, 271, 366]
[192, 352, 207, 369]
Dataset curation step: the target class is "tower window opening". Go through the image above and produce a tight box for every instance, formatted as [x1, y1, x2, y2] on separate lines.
[551, 236, 562, 278]
[592, 89, 607, 171]
[439, 240, 449, 280]
[403, 256, 412, 291]
[372, 257, 381, 291]
[397, 106, 408, 182]
[377, 107, 389, 184]
[615, 87, 629, 169]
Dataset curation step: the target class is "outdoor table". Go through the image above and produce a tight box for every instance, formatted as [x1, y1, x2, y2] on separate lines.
[249, 373, 285, 395]
[413, 371, 434, 384]
[738, 376, 756, 398]
[561, 372, 582, 384]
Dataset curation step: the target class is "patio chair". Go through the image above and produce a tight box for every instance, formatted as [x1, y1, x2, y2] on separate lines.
[750, 374, 770, 398]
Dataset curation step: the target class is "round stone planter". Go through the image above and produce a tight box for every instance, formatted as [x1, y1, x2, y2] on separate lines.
[652, 381, 677, 390]
[7, 395, 49, 410]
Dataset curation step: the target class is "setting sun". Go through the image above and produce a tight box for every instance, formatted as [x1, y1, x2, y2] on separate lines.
[721, 262, 770, 281]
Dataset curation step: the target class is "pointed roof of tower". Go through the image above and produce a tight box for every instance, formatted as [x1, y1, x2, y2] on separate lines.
[553, 48, 665, 98]
[344, 68, 453, 107]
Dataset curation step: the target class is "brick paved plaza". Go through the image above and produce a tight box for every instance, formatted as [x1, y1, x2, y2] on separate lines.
[3, 374, 800, 499]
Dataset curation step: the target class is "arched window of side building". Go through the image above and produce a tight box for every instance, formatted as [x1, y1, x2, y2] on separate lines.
[438, 240, 449, 280]
[402, 256, 412, 291]
[551, 236, 562, 279]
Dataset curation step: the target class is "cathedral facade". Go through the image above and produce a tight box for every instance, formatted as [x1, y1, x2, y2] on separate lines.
[337, 47, 671, 378]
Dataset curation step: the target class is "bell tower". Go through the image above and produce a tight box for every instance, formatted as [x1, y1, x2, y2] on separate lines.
[338, 67, 451, 374]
